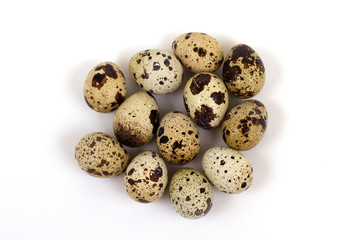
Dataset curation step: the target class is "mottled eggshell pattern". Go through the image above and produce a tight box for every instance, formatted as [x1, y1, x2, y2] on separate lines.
[223, 44, 265, 98]
[75, 132, 130, 177]
[184, 72, 228, 129]
[124, 151, 168, 203]
[222, 100, 267, 151]
[169, 168, 213, 219]
[156, 112, 200, 165]
[84, 62, 127, 112]
[172, 32, 224, 73]
[113, 92, 159, 147]
[128, 49, 183, 94]
[202, 147, 253, 194]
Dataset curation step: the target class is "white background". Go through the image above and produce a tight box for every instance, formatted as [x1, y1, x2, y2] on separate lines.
[1, 0, 359, 239]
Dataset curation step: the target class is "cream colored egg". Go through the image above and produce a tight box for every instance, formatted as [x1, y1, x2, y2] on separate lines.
[172, 32, 223, 73]
[222, 100, 268, 151]
[113, 91, 159, 147]
[202, 147, 253, 194]
[83, 62, 127, 112]
[169, 168, 213, 219]
[128, 49, 183, 94]
[124, 151, 168, 203]
[183, 72, 228, 129]
[156, 112, 200, 165]
[75, 132, 130, 177]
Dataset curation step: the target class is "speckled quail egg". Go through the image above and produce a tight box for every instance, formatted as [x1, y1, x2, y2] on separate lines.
[172, 32, 223, 73]
[223, 44, 265, 98]
[169, 168, 213, 219]
[156, 112, 200, 165]
[124, 151, 168, 203]
[113, 91, 159, 147]
[184, 72, 228, 129]
[83, 62, 127, 112]
[222, 100, 267, 151]
[128, 49, 183, 94]
[75, 132, 130, 177]
[202, 147, 253, 194]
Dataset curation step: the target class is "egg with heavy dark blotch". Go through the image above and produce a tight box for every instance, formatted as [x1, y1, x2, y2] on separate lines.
[183, 72, 228, 129]
[223, 44, 265, 98]
[222, 100, 267, 150]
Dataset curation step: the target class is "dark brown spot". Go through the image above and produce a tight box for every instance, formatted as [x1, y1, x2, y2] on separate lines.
[200, 188, 205, 193]
[198, 48, 206, 57]
[96, 159, 107, 168]
[157, 127, 164, 137]
[185, 33, 192, 39]
[149, 110, 159, 135]
[194, 105, 217, 129]
[204, 198, 212, 215]
[89, 141, 96, 148]
[164, 59, 170, 67]
[185, 196, 190, 201]
[190, 74, 211, 95]
[150, 167, 163, 182]
[210, 91, 225, 105]
[255, 108, 262, 114]
[128, 168, 135, 176]
[188, 130, 193, 135]
[95, 64, 118, 78]
[241, 182, 247, 188]
[136, 59, 141, 64]
[172, 140, 184, 153]
[183, 96, 190, 114]
[115, 92, 125, 105]
[172, 41, 177, 50]
[153, 62, 161, 71]
[193, 47, 198, 52]
[159, 136, 169, 144]
[223, 61, 242, 83]
[141, 72, 149, 79]
[179, 186, 183, 191]
[159, 81, 164, 85]
[128, 179, 141, 186]
[138, 199, 149, 203]
[220, 160, 225, 165]
[230, 44, 255, 64]
[195, 209, 203, 216]
[249, 111, 254, 115]
[92, 73, 107, 89]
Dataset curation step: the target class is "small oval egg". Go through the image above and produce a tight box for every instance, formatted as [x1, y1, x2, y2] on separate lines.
[172, 32, 223, 73]
[113, 91, 159, 147]
[184, 72, 228, 129]
[124, 151, 168, 203]
[202, 147, 253, 194]
[223, 44, 265, 98]
[169, 168, 213, 219]
[128, 49, 183, 94]
[75, 132, 130, 177]
[222, 100, 268, 150]
[156, 112, 200, 165]
[84, 62, 127, 112]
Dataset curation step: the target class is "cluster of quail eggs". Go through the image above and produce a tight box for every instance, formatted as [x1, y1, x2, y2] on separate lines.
[75, 32, 268, 219]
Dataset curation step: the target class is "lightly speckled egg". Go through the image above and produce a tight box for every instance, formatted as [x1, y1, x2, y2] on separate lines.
[222, 100, 268, 151]
[75, 132, 130, 177]
[156, 112, 200, 165]
[84, 62, 127, 112]
[128, 49, 183, 94]
[124, 151, 168, 203]
[172, 32, 224, 73]
[223, 44, 265, 98]
[202, 147, 253, 194]
[184, 72, 228, 129]
[169, 168, 213, 219]
[113, 91, 159, 147]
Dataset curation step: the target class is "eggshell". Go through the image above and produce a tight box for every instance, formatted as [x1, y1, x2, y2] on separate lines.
[156, 112, 200, 165]
[183, 72, 228, 129]
[124, 151, 168, 203]
[169, 168, 213, 219]
[172, 32, 223, 73]
[223, 44, 265, 98]
[113, 91, 159, 147]
[75, 132, 130, 177]
[83, 62, 126, 112]
[222, 100, 268, 150]
[202, 147, 253, 194]
[128, 49, 183, 94]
